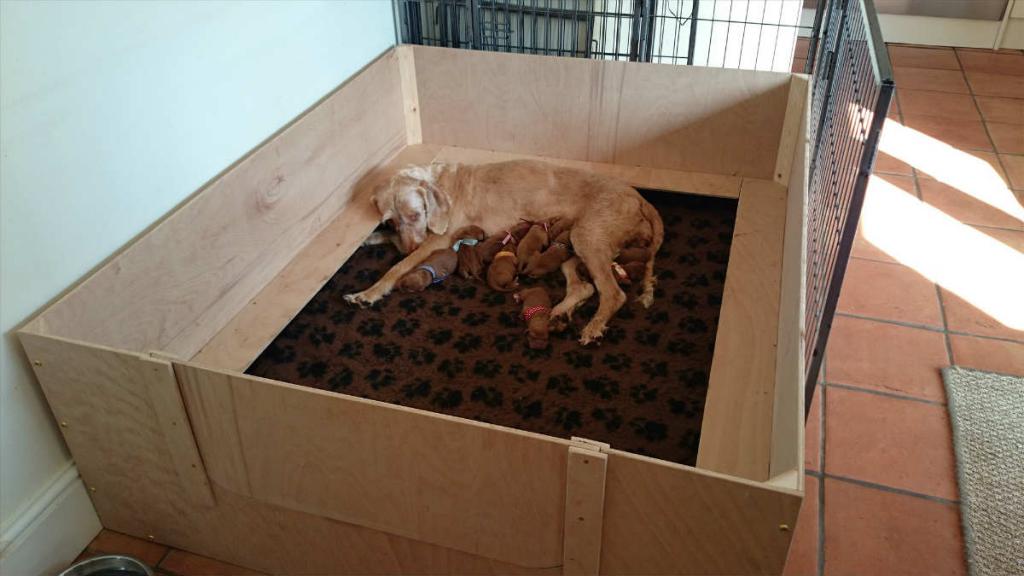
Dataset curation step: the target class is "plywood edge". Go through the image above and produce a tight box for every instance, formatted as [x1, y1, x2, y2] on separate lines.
[27, 47, 403, 348]
[697, 178, 788, 482]
[433, 145, 742, 198]
[562, 444, 607, 576]
[773, 76, 809, 186]
[189, 144, 444, 372]
[770, 81, 811, 481]
[397, 45, 423, 145]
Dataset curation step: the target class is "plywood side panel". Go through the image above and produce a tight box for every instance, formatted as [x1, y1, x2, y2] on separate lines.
[600, 451, 801, 575]
[432, 146, 743, 198]
[16, 331, 558, 575]
[175, 363, 569, 568]
[17, 332, 216, 524]
[190, 144, 444, 372]
[697, 179, 788, 481]
[413, 46, 791, 179]
[770, 84, 810, 481]
[35, 48, 407, 357]
[611, 63, 791, 178]
[562, 446, 607, 576]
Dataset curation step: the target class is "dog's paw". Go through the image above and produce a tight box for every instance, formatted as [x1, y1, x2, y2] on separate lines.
[637, 290, 655, 309]
[344, 291, 379, 308]
[579, 324, 605, 346]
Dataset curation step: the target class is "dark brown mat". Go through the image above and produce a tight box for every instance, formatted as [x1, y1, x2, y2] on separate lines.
[248, 191, 736, 466]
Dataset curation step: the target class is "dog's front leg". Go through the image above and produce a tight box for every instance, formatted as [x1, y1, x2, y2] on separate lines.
[344, 235, 451, 306]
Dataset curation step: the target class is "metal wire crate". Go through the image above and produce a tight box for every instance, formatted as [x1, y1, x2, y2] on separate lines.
[395, 0, 818, 72]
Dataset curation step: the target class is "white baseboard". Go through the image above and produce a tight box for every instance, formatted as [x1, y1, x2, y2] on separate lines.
[879, 14, 1001, 49]
[0, 463, 101, 576]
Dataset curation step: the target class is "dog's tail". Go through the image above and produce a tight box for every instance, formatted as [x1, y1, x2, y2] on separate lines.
[637, 199, 664, 308]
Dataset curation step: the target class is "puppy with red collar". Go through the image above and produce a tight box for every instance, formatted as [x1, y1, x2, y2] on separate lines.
[514, 286, 552, 349]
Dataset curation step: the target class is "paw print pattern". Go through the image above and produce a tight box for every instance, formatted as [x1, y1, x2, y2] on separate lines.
[546, 374, 577, 396]
[401, 378, 432, 399]
[246, 189, 737, 468]
[391, 318, 421, 337]
[473, 359, 502, 378]
[297, 360, 327, 379]
[554, 407, 583, 431]
[437, 358, 465, 378]
[356, 318, 384, 338]
[630, 384, 658, 404]
[405, 344, 434, 362]
[508, 363, 540, 384]
[372, 342, 402, 362]
[591, 407, 623, 432]
[514, 399, 543, 420]
[328, 367, 353, 390]
[583, 376, 619, 400]
[602, 353, 632, 371]
[366, 368, 396, 390]
[630, 417, 668, 441]
[470, 386, 503, 407]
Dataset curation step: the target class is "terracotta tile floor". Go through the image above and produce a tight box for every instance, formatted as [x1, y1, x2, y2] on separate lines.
[71, 43, 1024, 576]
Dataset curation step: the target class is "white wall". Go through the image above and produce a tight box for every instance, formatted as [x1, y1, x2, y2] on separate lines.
[0, 0, 394, 571]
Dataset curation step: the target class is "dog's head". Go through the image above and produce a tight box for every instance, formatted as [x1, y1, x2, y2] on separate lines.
[372, 165, 452, 254]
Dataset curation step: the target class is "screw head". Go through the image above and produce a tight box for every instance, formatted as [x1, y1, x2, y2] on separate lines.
[33, 360, 42, 367]
[779, 524, 791, 532]
[60, 421, 68, 427]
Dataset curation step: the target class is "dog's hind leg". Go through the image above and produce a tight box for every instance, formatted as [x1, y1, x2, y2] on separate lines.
[550, 257, 594, 332]
[344, 234, 451, 306]
[637, 200, 664, 308]
[572, 235, 625, 346]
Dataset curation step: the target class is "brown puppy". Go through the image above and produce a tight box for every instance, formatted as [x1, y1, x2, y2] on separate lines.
[515, 223, 548, 273]
[523, 218, 573, 277]
[396, 248, 458, 292]
[458, 222, 531, 280]
[515, 286, 552, 349]
[487, 246, 519, 292]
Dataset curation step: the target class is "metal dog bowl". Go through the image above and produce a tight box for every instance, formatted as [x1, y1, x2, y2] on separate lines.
[59, 555, 154, 576]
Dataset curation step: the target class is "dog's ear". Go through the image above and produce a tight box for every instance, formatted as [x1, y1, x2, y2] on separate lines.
[419, 181, 451, 235]
[371, 179, 394, 223]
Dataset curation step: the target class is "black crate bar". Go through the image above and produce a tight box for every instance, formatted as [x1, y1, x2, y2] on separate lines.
[803, 0, 893, 413]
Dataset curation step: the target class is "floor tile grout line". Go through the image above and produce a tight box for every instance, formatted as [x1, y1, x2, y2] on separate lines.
[835, 311, 1024, 344]
[824, 472, 960, 507]
[835, 311, 945, 333]
[936, 286, 956, 366]
[955, 49, 1016, 177]
[817, 378, 826, 576]
[822, 381, 947, 407]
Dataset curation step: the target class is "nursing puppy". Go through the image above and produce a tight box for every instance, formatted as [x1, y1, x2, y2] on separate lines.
[487, 246, 519, 292]
[346, 160, 664, 345]
[396, 248, 458, 292]
[523, 218, 573, 278]
[514, 286, 552, 349]
[458, 222, 530, 280]
[516, 223, 548, 273]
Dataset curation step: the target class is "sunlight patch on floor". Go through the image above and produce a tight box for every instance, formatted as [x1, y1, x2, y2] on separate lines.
[861, 175, 1024, 331]
[878, 121, 1024, 224]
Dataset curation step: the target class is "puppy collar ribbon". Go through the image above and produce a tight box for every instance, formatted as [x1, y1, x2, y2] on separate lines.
[417, 264, 448, 284]
[501, 231, 517, 246]
[451, 238, 479, 252]
[522, 305, 550, 322]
